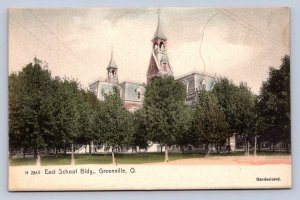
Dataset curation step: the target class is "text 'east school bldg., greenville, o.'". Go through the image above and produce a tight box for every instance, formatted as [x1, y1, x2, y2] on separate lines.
[87, 14, 236, 153]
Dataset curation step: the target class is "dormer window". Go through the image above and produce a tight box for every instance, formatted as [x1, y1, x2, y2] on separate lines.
[201, 79, 208, 91]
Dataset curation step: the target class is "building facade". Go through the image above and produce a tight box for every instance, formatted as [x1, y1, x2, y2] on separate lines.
[89, 50, 145, 112]
[88, 12, 236, 153]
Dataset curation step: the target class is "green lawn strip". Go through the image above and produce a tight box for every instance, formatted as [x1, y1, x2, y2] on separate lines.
[115, 153, 164, 164]
[168, 153, 206, 161]
[75, 153, 205, 165]
[41, 155, 71, 166]
[209, 152, 245, 157]
[9, 157, 36, 166]
[75, 154, 112, 164]
[256, 151, 291, 156]
[9, 151, 290, 166]
[114, 153, 205, 164]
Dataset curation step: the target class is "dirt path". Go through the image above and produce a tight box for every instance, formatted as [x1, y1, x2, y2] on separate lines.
[162, 155, 291, 165]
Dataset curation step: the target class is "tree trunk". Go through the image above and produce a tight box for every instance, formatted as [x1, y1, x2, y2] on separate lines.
[164, 145, 169, 162]
[160, 145, 163, 153]
[89, 142, 92, 156]
[272, 143, 275, 152]
[254, 136, 257, 156]
[112, 147, 116, 165]
[227, 136, 231, 153]
[181, 145, 185, 154]
[55, 147, 58, 156]
[206, 144, 210, 157]
[217, 145, 220, 154]
[286, 142, 289, 152]
[36, 154, 41, 167]
[247, 141, 250, 156]
[244, 142, 247, 156]
[34, 148, 38, 159]
[22, 149, 26, 159]
[8, 148, 11, 159]
[71, 143, 75, 165]
[64, 145, 67, 155]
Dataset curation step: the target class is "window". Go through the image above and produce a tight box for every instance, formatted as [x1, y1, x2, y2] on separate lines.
[137, 92, 141, 99]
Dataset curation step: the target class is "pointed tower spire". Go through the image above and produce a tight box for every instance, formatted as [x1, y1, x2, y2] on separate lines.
[158, 9, 160, 26]
[147, 9, 173, 84]
[107, 47, 117, 69]
[106, 47, 118, 84]
[152, 9, 167, 41]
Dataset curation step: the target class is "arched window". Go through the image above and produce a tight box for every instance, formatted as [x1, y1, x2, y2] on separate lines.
[137, 91, 141, 99]
[159, 42, 165, 48]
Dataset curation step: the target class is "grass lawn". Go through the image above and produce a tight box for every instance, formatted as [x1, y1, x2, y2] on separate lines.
[256, 151, 291, 156]
[9, 151, 290, 166]
[9, 153, 205, 166]
[41, 155, 72, 166]
[75, 154, 112, 165]
[9, 157, 37, 166]
[113, 152, 205, 164]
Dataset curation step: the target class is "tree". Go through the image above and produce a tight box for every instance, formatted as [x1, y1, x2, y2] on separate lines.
[192, 90, 229, 156]
[131, 109, 149, 152]
[9, 58, 103, 161]
[9, 73, 23, 156]
[213, 78, 256, 155]
[75, 90, 98, 155]
[95, 88, 134, 164]
[235, 83, 257, 155]
[9, 59, 55, 158]
[257, 55, 290, 151]
[143, 76, 186, 162]
[175, 105, 194, 153]
[212, 78, 239, 152]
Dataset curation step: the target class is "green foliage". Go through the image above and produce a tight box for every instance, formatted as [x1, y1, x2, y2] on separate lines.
[9, 60, 54, 156]
[52, 79, 81, 150]
[234, 83, 256, 140]
[213, 78, 256, 144]
[143, 76, 186, 146]
[175, 105, 194, 148]
[257, 55, 290, 146]
[9, 58, 101, 156]
[192, 90, 229, 148]
[132, 109, 149, 150]
[75, 90, 97, 150]
[95, 91, 134, 150]
[212, 78, 239, 134]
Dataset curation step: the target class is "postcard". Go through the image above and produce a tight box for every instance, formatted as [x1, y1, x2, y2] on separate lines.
[8, 7, 291, 191]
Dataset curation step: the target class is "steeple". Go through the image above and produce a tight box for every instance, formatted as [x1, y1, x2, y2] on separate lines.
[147, 9, 173, 84]
[107, 48, 117, 69]
[152, 9, 167, 41]
[106, 48, 118, 84]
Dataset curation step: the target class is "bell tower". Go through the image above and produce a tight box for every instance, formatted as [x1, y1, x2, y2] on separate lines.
[147, 9, 173, 84]
[106, 49, 118, 84]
